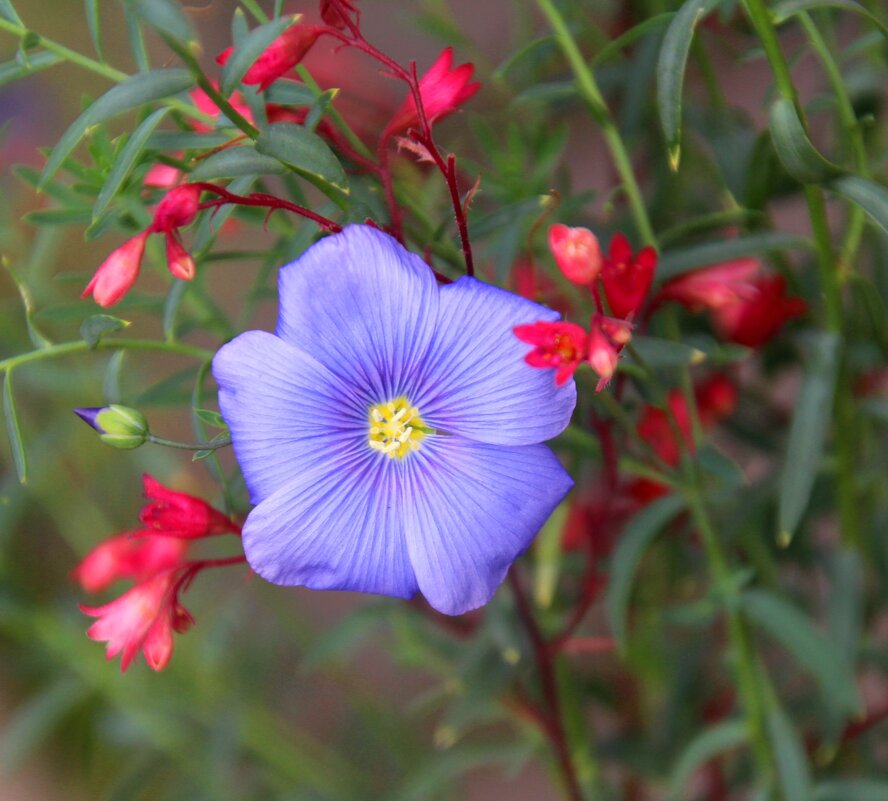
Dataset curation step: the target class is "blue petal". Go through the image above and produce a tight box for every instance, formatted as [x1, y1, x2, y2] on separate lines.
[276, 225, 439, 401]
[213, 331, 368, 504]
[241, 447, 418, 599]
[402, 437, 573, 615]
[411, 277, 576, 445]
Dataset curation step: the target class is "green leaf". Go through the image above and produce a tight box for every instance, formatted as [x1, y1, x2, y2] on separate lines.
[668, 720, 747, 800]
[265, 80, 318, 107]
[769, 97, 842, 184]
[0, 0, 23, 25]
[147, 130, 234, 150]
[773, 0, 888, 41]
[743, 589, 859, 717]
[1, 257, 51, 349]
[189, 145, 287, 180]
[656, 232, 812, 282]
[123, 3, 150, 72]
[220, 15, 295, 95]
[830, 175, 888, 237]
[777, 331, 839, 544]
[40, 69, 195, 187]
[80, 314, 130, 349]
[656, 0, 720, 169]
[767, 703, 813, 801]
[605, 494, 685, 652]
[813, 780, 888, 801]
[532, 499, 567, 608]
[103, 349, 126, 404]
[127, 0, 195, 45]
[0, 51, 62, 86]
[84, 0, 103, 59]
[255, 123, 349, 203]
[93, 107, 169, 222]
[629, 336, 707, 367]
[3, 370, 27, 484]
[593, 13, 675, 68]
[193, 408, 227, 429]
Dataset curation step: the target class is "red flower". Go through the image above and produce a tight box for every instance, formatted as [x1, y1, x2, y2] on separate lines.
[81, 572, 194, 672]
[548, 224, 603, 285]
[72, 533, 187, 594]
[140, 474, 236, 539]
[82, 230, 149, 307]
[588, 314, 633, 391]
[143, 162, 181, 189]
[514, 320, 588, 386]
[712, 275, 806, 348]
[320, 0, 358, 28]
[659, 257, 760, 311]
[152, 184, 202, 234]
[217, 24, 325, 92]
[384, 47, 480, 138]
[601, 233, 657, 319]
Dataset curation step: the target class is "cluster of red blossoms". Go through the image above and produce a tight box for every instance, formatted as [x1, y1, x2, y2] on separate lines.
[73, 475, 242, 671]
[515, 224, 807, 390]
[82, 6, 479, 308]
[515, 224, 657, 390]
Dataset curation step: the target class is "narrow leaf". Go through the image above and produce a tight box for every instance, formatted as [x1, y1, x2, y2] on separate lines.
[593, 13, 675, 68]
[778, 331, 839, 543]
[93, 107, 169, 221]
[532, 499, 567, 608]
[743, 589, 859, 717]
[605, 494, 685, 652]
[668, 720, 747, 801]
[123, 4, 150, 72]
[127, 0, 195, 45]
[769, 97, 842, 184]
[767, 703, 813, 801]
[189, 145, 286, 180]
[656, 0, 719, 168]
[773, 0, 888, 41]
[40, 69, 194, 187]
[84, 0, 103, 59]
[629, 336, 706, 368]
[103, 350, 126, 404]
[255, 122, 349, 202]
[0, 0, 23, 25]
[80, 314, 130, 349]
[3, 370, 28, 484]
[147, 130, 234, 150]
[220, 16, 295, 96]
[193, 409, 227, 429]
[830, 175, 888, 238]
[0, 51, 62, 87]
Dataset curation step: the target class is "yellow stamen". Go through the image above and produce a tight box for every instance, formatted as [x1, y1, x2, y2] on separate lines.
[368, 397, 427, 458]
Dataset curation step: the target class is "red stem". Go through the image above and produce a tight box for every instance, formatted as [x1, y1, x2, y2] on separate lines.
[509, 570, 585, 801]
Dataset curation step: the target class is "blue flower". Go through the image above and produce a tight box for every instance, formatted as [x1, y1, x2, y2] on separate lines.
[212, 225, 575, 615]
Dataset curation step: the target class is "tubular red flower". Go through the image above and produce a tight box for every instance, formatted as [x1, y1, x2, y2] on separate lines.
[601, 233, 657, 319]
[658, 257, 761, 311]
[140, 474, 237, 539]
[82, 230, 149, 307]
[384, 47, 480, 138]
[218, 24, 326, 92]
[72, 533, 188, 594]
[514, 320, 589, 386]
[548, 224, 603, 285]
[81, 571, 188, 672]
[712, 275, 806, 347]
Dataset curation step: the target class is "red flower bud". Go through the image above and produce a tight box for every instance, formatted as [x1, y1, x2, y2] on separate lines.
[82, 230, 149, 307]
[152, 184, 202, 233]
[658, 257, 760, 311]
[712, 275, 806, 348]
[140, 474, 237, 539]
[588, 314, 633, 391]
[165, 232, 196, 281]
[219, 24, 325, 92]
[548, 224, 603, 285]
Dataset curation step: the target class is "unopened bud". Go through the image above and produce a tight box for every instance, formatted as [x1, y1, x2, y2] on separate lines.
[75, 405, 149, 449]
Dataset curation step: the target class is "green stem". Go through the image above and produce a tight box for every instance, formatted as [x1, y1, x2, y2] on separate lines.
[0, 339, 214, 374]
[0, 18, 214, 126]
[535, 0, 656, 246]
[147, 433, 231, 451]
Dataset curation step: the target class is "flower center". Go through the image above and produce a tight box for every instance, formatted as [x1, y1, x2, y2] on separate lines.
[368, 397, 427, 458]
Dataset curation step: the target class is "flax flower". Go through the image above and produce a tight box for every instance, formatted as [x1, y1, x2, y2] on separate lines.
[213, 225, 574, 615]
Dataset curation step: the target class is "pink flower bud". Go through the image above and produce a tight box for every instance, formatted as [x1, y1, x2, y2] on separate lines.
[165, 233, 196, 281]
[219, 24, 325, 92]
[588, 314, 633, 391]
[548, 224, 602, 285]
[658, 257, 761, 311]
[82, 231, 149, 307]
